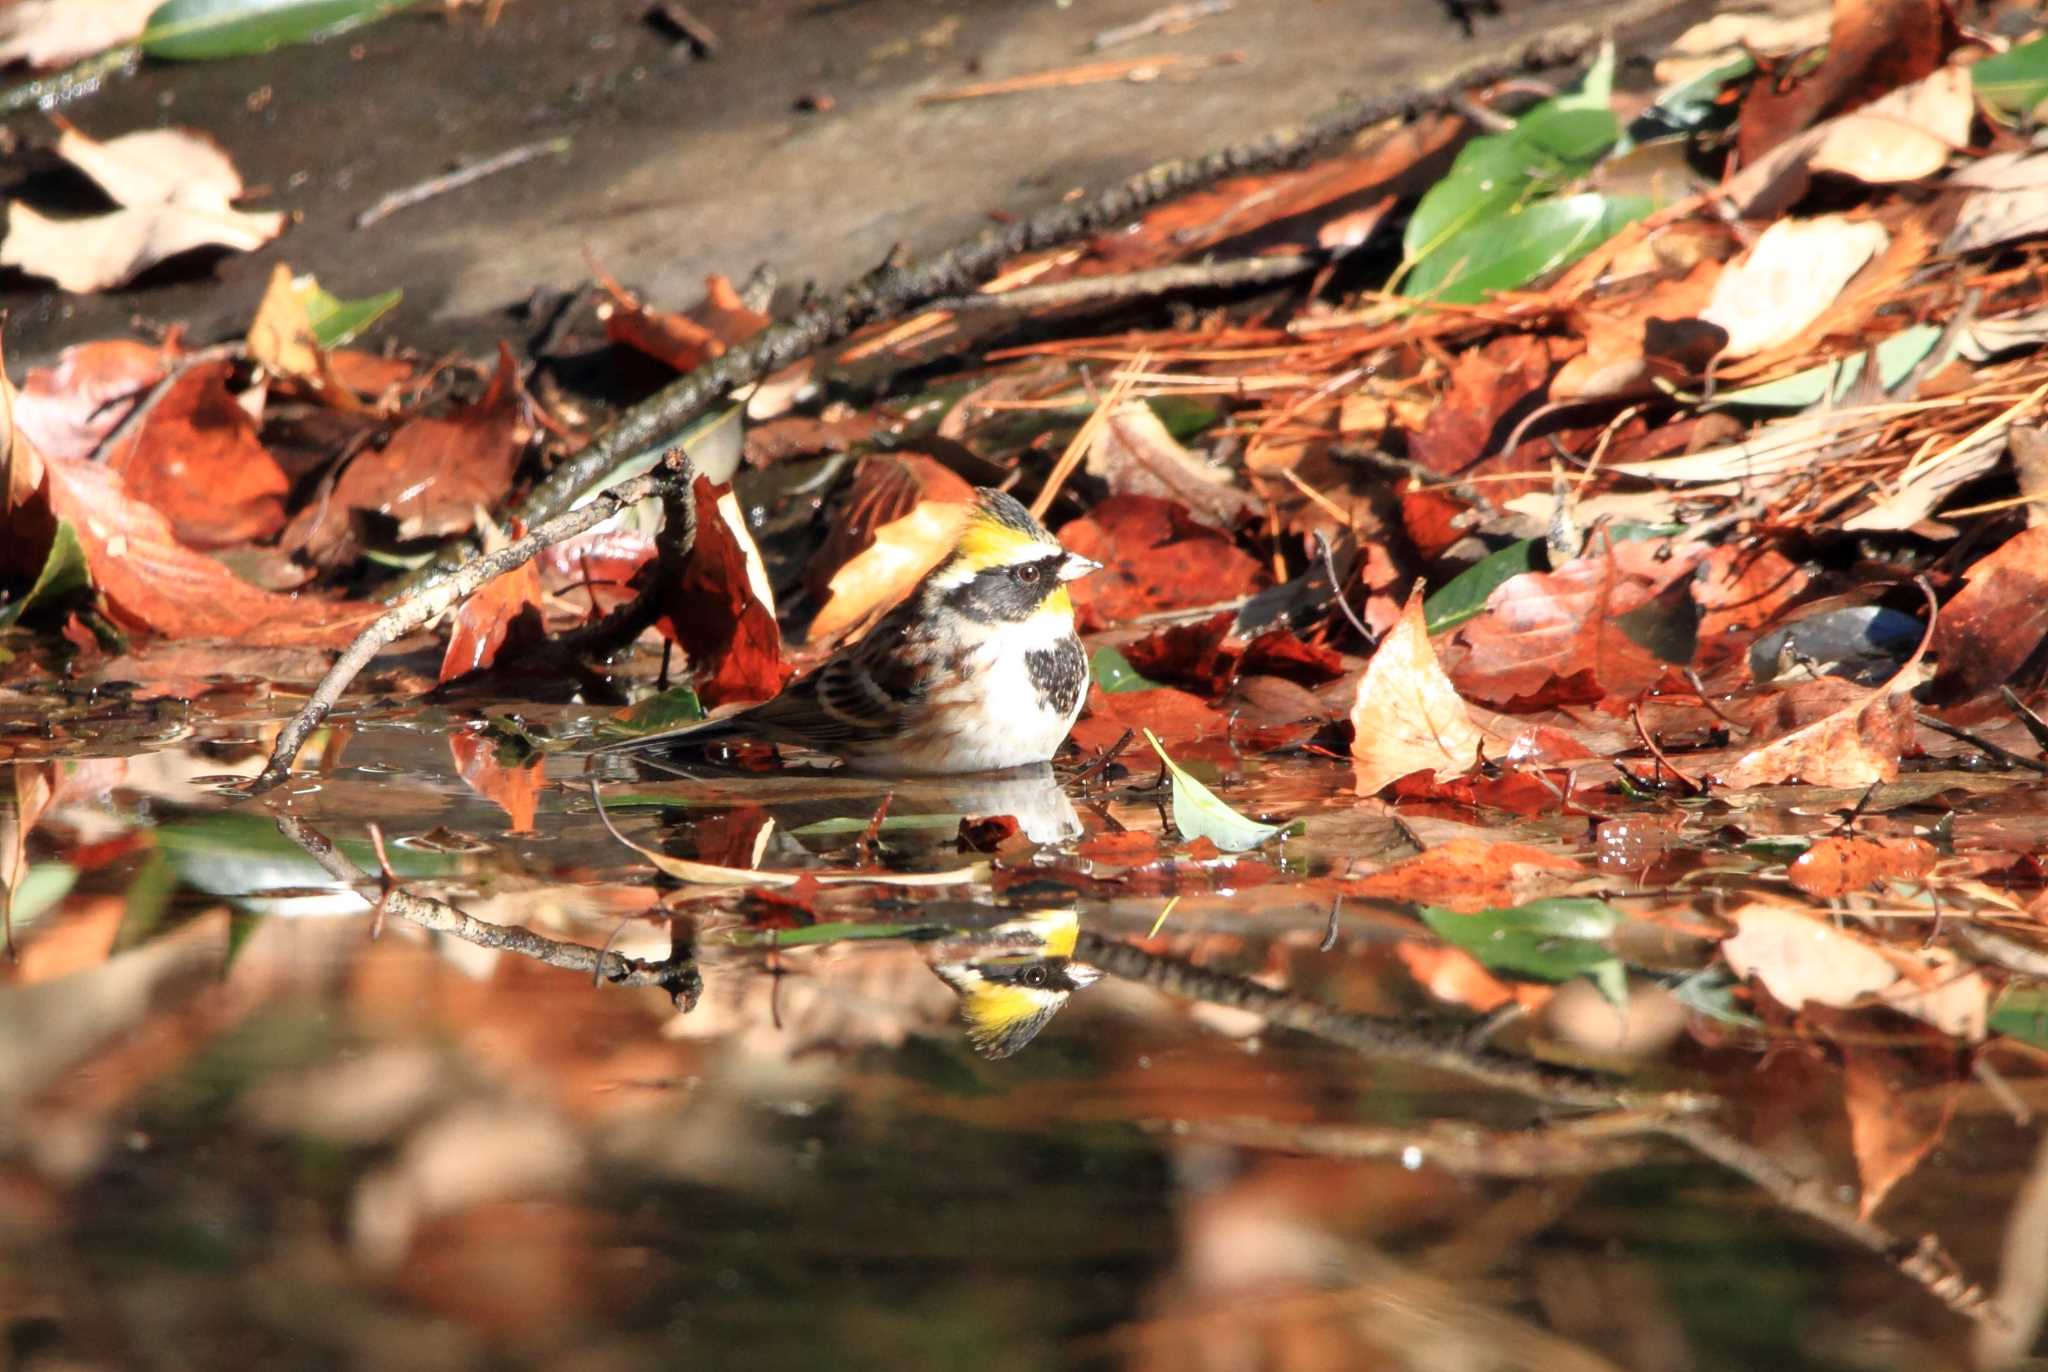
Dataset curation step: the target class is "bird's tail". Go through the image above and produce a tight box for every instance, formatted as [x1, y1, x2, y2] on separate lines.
[590, 710, 746, 758]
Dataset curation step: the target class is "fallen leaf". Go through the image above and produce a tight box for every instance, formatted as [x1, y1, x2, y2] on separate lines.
[1720, 901, 1899, 1010]
[659, 476, 792, 708]
[1928, 526, 2048, 705]
[439, 558, 546, 683]
[1691, 545, 1815, 677]
[315, 342, 529, 542]
[41, 456, 374, 645]
[1057, 495, 1269, 631]
[0, 123, 286, 292]
[102, 360, 290, 549]
[1344, 838, 1583, 911]
[1699, 217, 1889, 359]
[1727, 66, 1976, 214]
[12, 337, 175, 461]
[0, 335, 49, 526]
[1552, 260, 1724, 399]
[1787, 835, 1937, 898]
[1734, 0, 1957, 165]
[0, 0, 157, 67]
[1085, 400, 1255, 527]
[1877, 946, 1987, 1042]
[1408, 334, 1590, 486]
[1713, 686, 1914, 789]
[1441, 541, 1704, 708]
[1070, 684, 1228, 755]
[1654, 8, 1833, 87]
[1143, 729, 1290, 852]
[804, 454, 975, 654]
[1351, 589, 1484, 796]
[1393, 940, 1517, 1013]
[596, 271, 770, 373]
[0, 763, 58, 951]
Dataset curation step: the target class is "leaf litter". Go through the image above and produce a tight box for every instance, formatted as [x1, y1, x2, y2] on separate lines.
[26, 2, 2048, 1354]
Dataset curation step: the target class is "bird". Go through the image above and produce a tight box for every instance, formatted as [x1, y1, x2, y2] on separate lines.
[599, 487, 1100, 775]
[925, 910, 1103, 1059]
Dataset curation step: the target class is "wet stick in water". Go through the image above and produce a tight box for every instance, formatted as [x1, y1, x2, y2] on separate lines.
[274, 814, 701, 1006]
[1078, 931, 2005, 1326]
[238, 458, 693, 796]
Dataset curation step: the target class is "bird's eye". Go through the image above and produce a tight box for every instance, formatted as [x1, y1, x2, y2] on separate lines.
[1024, 965, 1049, 987]
[1013, 563, 1042, 584]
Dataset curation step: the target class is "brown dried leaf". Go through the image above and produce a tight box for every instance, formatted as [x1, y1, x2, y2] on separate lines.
[1350, 590, 1483, 796]
[12, 337, 174, 461]
[1699, 217, 1889, 360]
[658, 477, 792, 709]
[1928, 526, 2048, 705]
[320, 342, 528, 541]
[1057, 495, 1269, 632]
[1712, 686, 1913, 789]
[438, 559, 546, 684]
[43, 456, 374, 645]
[1787, 835, 1937, 898]
[1720, 901, 1899, 1010]
[1085, 400, 1256, 527]
[103, 360, 290, 549]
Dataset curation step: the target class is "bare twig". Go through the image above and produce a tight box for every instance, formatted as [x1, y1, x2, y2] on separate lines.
[1092, 1, 1235, 50]
[275, 814, 701, 1006]
[1916, 713, 2048, 776]
[1656, 1116, 2002, 1326]
[919, 52, 1245, 105]
[0, 43, 138, 115]
[237, 462, 690, 797]
[936, 252, 1318, 315]
[355, 136, 573, 229]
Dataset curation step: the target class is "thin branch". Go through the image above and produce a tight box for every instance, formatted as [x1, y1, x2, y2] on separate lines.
[355, 137, 573, 229]
[1656, 1116, 2002, 1326]
[1916, 713, 2048, 776]
[935, 252, 1319, 314]
[275, 814, 701, 1006]
[0, 44, 137, 115]
[237, 462, 690, 796]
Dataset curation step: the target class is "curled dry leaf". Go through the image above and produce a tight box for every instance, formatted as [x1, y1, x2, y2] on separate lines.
[1, 124, 286, 293]
[1699, 217, 1889, 360]
[804, 453, 974, 654]
[1733, 0, 1957, 166]
[12, 338, 175, 462]
[1713, 685, 1914, 789]
[42, 457, 374, 646]
[103, 360, 291, 550]
[596, 271, 771, 373]
[1727, 66, 1975, 216]
[1085, 400, 1255, 527]
[438, 558, 546, 684]
[1440, 541, 1704, 709]
[1071, 684, 1229, 756]
[659, 476, 792, 709]
[1927, 526, 2048, 705]
[1350, 589, 1484, 796]
[315, 342, 529, 542]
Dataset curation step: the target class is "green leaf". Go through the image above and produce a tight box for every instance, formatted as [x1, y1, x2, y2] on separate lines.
[4, 862, 77, 930]
[596, 687, 705, 741]
[0, 520, 89, 628]
[1090, 646, 1159, 694]
[1419, 897, 1628, 1006]
[297, 278, 402, 349]
[113, 849, 179, 953]
[1403, 192, 1653, 305]
[1400, 46, 1621, 278]
[1423, 539, 1543, 635]
[789, 813, 963, 837]
[1991, 984, 2048, 1049]
[1142, 730, 1296, 852]
[1672, 968, 1764, 1027]
[1974, 34, 2048, 116]
[141, 0, 416, 59]
[1710, 325, 1946, 410]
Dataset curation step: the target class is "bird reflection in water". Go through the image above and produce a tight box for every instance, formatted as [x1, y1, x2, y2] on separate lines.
[925, 910, 1103, 1059]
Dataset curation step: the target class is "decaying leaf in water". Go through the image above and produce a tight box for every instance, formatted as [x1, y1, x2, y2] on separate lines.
[1351, 590, 1484, 796]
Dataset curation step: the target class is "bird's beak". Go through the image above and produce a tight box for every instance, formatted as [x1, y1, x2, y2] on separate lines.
[1066, 962, 1103, 989]
[1058, 553, 1101, 583]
